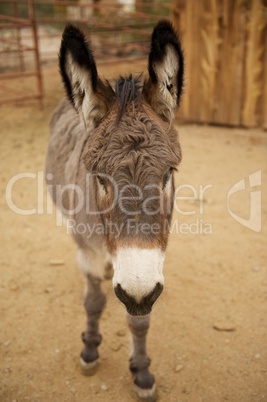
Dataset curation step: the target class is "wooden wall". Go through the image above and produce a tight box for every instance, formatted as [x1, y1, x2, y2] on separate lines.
[172, 0, 267, 128]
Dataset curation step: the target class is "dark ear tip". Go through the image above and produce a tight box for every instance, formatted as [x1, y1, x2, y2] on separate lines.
[62, 24, 85, 42]
[154, 19, 175, 30]
[60, 23, 95, 67]
[152, 19, 178, 39]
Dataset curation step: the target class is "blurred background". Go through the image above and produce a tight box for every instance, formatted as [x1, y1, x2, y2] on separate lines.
[0, 0, 266, 127]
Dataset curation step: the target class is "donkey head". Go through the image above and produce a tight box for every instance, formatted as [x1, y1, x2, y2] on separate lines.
[59, 21, 184, 316]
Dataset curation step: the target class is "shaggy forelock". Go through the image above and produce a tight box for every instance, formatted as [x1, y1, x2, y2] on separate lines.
[115, 74, 143, 123]
[83, 97, 181, 186]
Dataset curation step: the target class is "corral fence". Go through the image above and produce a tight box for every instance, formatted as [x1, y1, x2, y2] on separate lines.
[0, 0, 171, 108]
[1, 0, 266, 129]
[0, 0, 43, 107]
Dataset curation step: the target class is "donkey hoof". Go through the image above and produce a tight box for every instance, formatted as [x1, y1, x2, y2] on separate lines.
[80, 357, 98, 376]
[134, 383, 157, 401]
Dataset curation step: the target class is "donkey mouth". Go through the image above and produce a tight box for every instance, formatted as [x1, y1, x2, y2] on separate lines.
[126, 305, 152, 316]
[114, 283, 163, 316]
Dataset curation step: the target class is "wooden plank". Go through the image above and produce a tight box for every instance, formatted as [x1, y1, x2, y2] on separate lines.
[213, 0, 246, 126]
[199, 0, 219, 123]
[186, 0, 198, 122]
[172, 0, 267, 128]
[242, 0, 267, 127]
[172, 0, 189, 122]
[181, 0, 202, 122]
[263, 21, 267, 129]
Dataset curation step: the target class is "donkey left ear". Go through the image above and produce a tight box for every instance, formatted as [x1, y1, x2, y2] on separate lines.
[143, 20, 184, 121]
[59, 24, 115, 126]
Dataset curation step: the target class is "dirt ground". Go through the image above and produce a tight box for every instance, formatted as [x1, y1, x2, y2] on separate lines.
[1, 62, 267, 402]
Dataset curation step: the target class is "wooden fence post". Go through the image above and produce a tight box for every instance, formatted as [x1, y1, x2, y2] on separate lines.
[172, 0, 267, 128]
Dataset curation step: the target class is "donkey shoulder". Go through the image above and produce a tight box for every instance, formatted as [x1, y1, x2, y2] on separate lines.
[47, 97, 89, 190]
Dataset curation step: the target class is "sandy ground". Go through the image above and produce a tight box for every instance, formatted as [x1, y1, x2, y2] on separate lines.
[0, 63, 267, 402]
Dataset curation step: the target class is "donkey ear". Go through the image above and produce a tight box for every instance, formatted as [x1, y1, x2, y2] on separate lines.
[59, 25, 114, 125]
[143, 20, 184, 121]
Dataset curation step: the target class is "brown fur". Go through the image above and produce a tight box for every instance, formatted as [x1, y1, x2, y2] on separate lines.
[46, 21, 184, 397]
[82, 90, 181, 253]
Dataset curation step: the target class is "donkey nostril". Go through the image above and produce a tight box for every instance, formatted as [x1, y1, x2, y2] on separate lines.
[147, 282, 163, 305]
[114, 282, 163, 316]
[114, 284, 131, 306]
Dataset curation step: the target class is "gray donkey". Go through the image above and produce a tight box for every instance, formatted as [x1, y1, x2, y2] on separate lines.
[46, 20, 184, 400]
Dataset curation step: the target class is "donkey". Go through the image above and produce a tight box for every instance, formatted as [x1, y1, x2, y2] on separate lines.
[46, 20, 184, 400]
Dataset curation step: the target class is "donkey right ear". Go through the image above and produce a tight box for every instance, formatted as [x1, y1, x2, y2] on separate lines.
[143, 20, 184, 122]
[59, 25, 115, 125]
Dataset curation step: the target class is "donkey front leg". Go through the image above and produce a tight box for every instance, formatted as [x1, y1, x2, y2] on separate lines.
[80, 273, 106, 374]
[77, 249, 107, 375]
[127, 314, 156, 401]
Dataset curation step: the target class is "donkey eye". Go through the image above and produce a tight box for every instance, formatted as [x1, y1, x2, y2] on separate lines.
[163, 168, 173, 189]
[96, 175, 108, 194]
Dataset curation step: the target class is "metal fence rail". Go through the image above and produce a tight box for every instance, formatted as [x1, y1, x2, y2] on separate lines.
[0, 0, 171, 107]
[0, 0, 43, 107]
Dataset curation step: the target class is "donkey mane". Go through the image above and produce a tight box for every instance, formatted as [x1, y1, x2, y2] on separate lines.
[114, 74, 143, 122]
